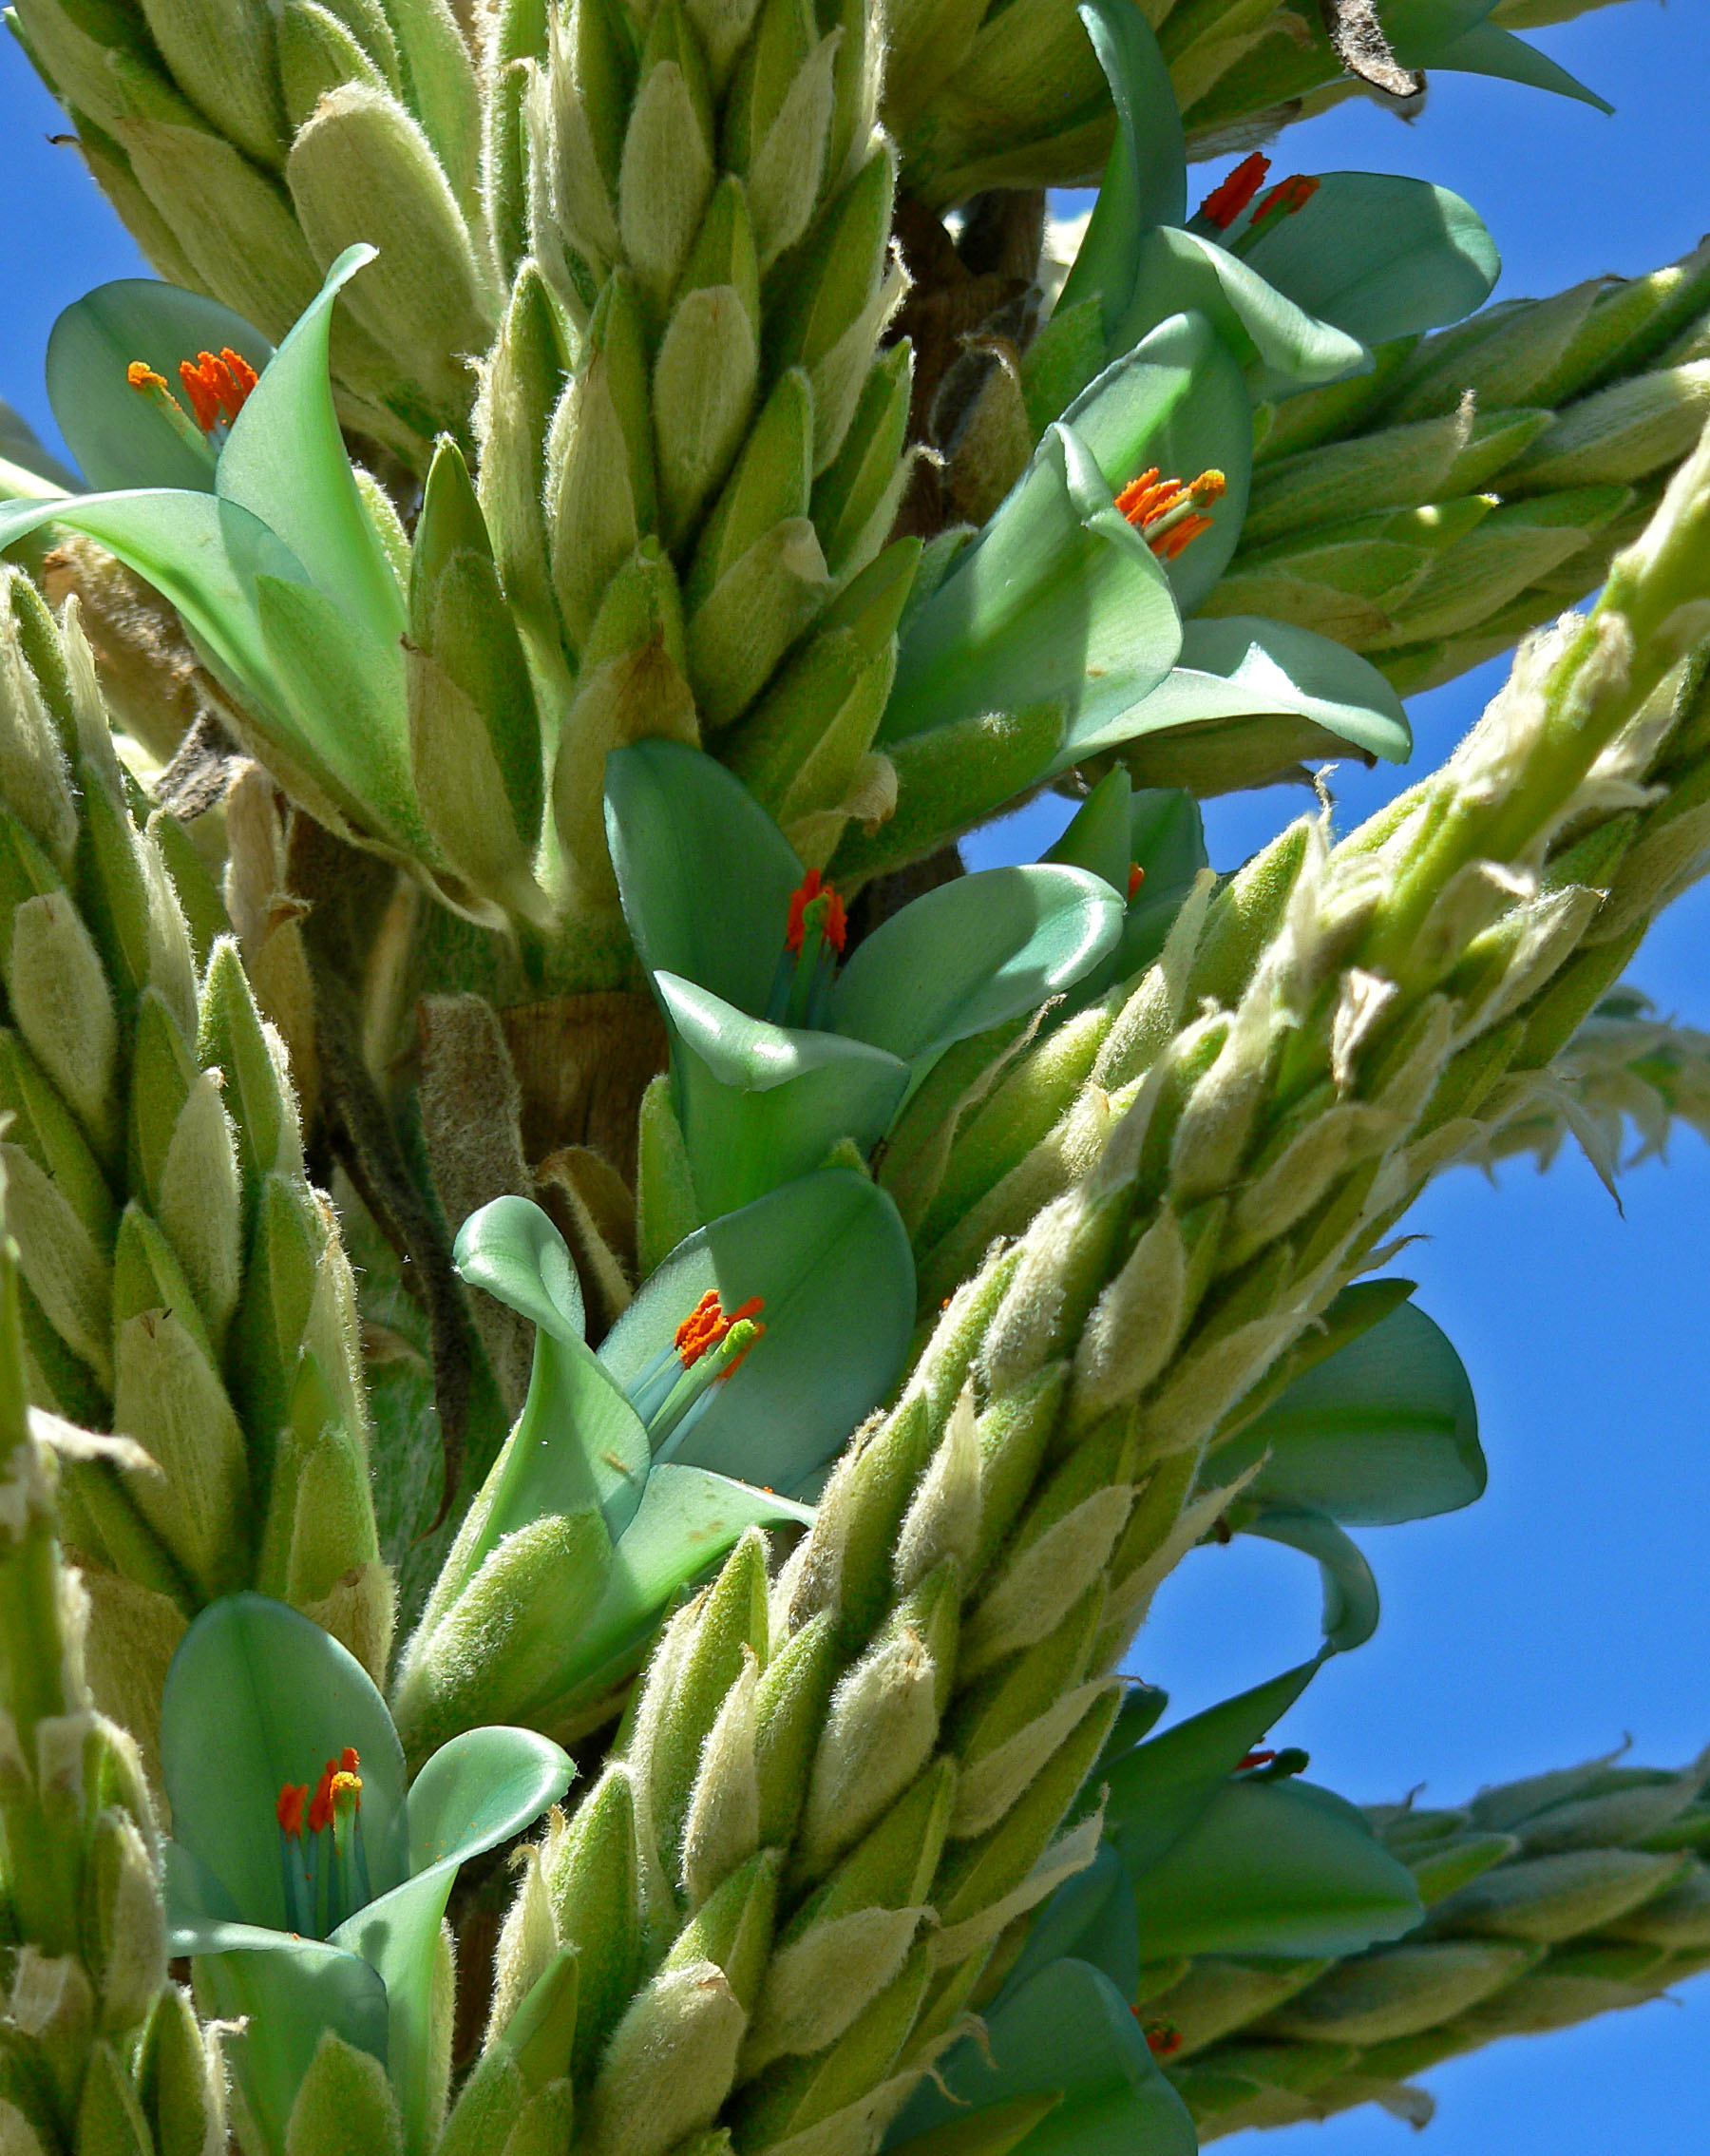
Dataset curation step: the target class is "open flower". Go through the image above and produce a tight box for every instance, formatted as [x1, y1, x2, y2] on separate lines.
[0, 253, 544, 925]
[391, 1165, 915, 1754]
[162, 1594, 571, 2156]
[605, 738, 1124, 1220]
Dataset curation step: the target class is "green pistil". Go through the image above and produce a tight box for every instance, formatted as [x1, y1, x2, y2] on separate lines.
[650, 1318, 765, 1460]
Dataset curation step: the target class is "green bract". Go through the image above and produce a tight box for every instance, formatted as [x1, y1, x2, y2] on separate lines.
[162, 1595, 571, 2156]
[606, 739, 1124, 1218]
[392, 1167, 914, 1752]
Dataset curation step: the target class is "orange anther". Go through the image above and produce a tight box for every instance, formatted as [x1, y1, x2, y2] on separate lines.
[178, 348, 256, 432]
[786, 868, 848, 955]
[1236, 1748, 1277, 1771]
[1253, 173, 1320, 224]
[1143, 2020, 1183, 2057]
[308, 1758, 338, 1836]
[1197, 152, 1271, 231]
[276, 1783, 309, 1838]
[1127, 863, 1145, 901]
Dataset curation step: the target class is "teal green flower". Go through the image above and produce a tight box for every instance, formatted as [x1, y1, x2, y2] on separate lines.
[162, 1594, 571, 2156]
[0, 256, 544, 925]
[392, 1165, 914, 1752]
[605, 739, 1124, 1220]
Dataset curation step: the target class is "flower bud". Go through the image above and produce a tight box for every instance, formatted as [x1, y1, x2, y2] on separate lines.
[548, 275, 658, 649]
[88, 1807, 166, 2033]
[76, 2035, 157, 2156]
[547, 1766, 646, 2077]
[947, 1583, 1105, 1838]
[1426, 1847, 1688, 1945]
[584, 1852, 779, 2156]
[640, 1530, 770, 1876]
[959, 1409, 1136, 1679]
[966, 1362, 1068, 1584]
[5, 893, 119, 1170]
[929, 1693, 1116, 1965]
[391, 1508, 612, 1757]
[1262, 1940, 1542, 2048]
[769, 146, 898, 474]
[688, 519, 832, 731]
[734, 1942, 932, 2154]
[798, 1564, 959, 1876]
[810, 344, 912, 580]
[1512, 362, 1710, 494]
[0, 1145, 112, 1391]
[618, 0, 716, 322]
[286, 86, 493, 426]
[153, 1072, 243, 1350]
[196, 940, 305, 1204]
[893, 1385, 980, 1601]
[283, 2030, 405, 2156]
[476, 264, 574, 673]
[788, 1391, 931, 1647]
[136, 1982, 226, 2156]
[1241, 406, 1552, 550]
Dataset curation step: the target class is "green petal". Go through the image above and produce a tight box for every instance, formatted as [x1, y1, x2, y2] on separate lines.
[0, 488, 300, 724]
[1053, 785, 1206, 1004]
[658, 972, 911, 1217]
[1046, 768, 1134, 892]
[1112, 615, 1413, 780]
[1428, 23, 1611, 111]
[891, 1958, 1198, 2156]
[172, 1923, 388, 2156]
[1124, 1777, 1422, 1958]
[46, 278, 274, 493]
[251, 573, 417, 845]
[451, 1198, 650, 1554]
[1128, 787, 1207, 892]
[1245, 1507, 1382, 1653]
[217, 244, 408, 658]
[1057, 313, 1253, 616]
[599, 1167, 916, 1493]
[452, 1192, 587, 1346]
[331, 1726, 572, 2156]
[1210, 1294, 1483, 1524]
[883, 417, 1181, 763]
[161, 1595, 410, 1933]
[1113, 229, 1370, 405]
[831, 865, 1123, 1072]
[605, 738, 808, 1018]
[1103, 1658, 1325, 1882]
[1239, 175, 1499, 351]
[1055, 0, 1186, 341]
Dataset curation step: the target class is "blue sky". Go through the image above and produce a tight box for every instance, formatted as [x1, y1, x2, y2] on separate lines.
[0, 3, 1706, 2148]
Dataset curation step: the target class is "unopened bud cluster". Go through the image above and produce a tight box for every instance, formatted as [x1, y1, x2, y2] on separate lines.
[1216, 235, 1710, 698]
[1161, 1746, 1710, 2139]
[0, 569, 390, 1765]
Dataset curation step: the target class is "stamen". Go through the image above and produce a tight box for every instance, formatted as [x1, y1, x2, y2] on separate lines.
[276, 1783, 308, 1838]
[785, 868, 847, 956]
[641, 1292, 769, 1459]
[127, 359, 220, 468]
[276, 1781, 314, 1935]
[1236, 1748, 1278, 1772]
[178, 347, 257, 430]
[1196, 152, 1270, 231]
[1127, 863, 1145, 902]
[1248, 173, 1320, 234]
[1142, 2019, 1183, 2057]
[1116, 468, 1226, 561]
[329, 1757, 370, 1925]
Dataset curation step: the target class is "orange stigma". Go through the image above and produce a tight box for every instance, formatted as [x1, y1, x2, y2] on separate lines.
[1252, 173, 1320, 226]
[786, 868, 847, 955]
[276, 1783, 309, 1838]
[330, 1766, 362, 1817]
[1197, 152, 1270, 231]
[674, 1288, 766, 1369]
[126, 360, 168, 394]
[1127, 863, 1145, 901]
[178, 347, 257, 431]
[1115, 467, 1226, 561]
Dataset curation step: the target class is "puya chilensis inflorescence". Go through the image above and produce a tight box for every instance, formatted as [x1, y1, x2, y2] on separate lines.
[450, 423, 1710, 2156]
[0, 566, 391, 1774]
